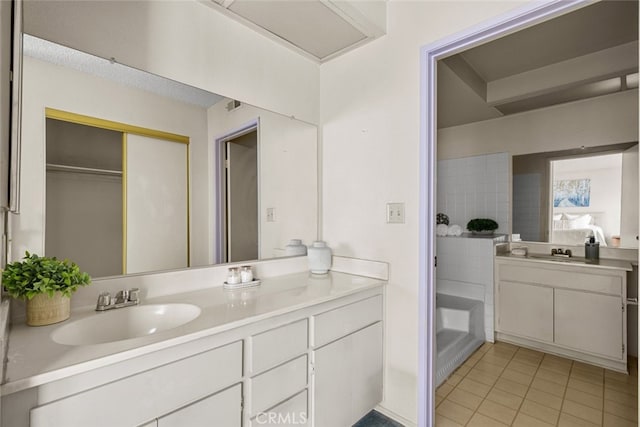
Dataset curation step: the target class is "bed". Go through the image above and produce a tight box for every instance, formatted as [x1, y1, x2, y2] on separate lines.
[551, 213, 608, 247]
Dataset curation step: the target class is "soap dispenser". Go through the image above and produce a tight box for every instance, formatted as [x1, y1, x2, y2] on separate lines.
[585, 236, 599, 260]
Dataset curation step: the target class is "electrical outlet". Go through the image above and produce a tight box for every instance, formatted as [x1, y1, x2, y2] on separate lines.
[386, 203, 405, 224]
[266, 208, 276, 222]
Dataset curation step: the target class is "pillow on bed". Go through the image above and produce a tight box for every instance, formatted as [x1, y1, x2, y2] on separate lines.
[562, 213, 592, 229]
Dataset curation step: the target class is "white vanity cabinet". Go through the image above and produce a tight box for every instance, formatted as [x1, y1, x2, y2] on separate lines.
[29, 341, 243, 427]
[247, 319, 309, 426]
[312, 295, 384, 427]
[495, 256, 629, 372]
[3, 284, 385, 427]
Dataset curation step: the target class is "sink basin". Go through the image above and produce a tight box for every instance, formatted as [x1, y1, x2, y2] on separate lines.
[527, 254, 589, 264]
[51, 304, 201, 346]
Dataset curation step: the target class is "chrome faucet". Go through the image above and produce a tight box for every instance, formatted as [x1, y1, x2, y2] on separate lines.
[551, 248, 572, 258]
[96, 288, 140, 311]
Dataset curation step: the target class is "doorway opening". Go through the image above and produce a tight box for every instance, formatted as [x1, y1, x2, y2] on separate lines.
[216, 123, 259, 264]
[419, 1, 615, 425]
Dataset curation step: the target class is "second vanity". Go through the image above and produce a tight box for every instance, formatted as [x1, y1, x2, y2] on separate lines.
[495, 253, 632, 372]
[1, 268, 385, 427]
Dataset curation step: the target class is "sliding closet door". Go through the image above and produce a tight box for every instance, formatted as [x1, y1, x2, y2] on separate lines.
[125, 134, 188, 274]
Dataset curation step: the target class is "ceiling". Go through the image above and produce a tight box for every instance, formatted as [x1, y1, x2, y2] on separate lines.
[203, 0, 386, 62]
[438, 0, 639, 129]
[23, 35, 225, 108]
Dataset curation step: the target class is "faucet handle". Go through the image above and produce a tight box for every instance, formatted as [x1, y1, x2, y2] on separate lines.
[128, 288, 140, 303]
[116, 289, 129, 302]
[96, 292, 111, 309]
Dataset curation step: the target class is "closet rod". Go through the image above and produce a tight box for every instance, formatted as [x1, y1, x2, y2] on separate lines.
[46, 163, 122, 177]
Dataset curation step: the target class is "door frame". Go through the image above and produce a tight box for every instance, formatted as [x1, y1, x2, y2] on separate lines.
[213, 119, 260, 264]
[418, 1, 590, 425]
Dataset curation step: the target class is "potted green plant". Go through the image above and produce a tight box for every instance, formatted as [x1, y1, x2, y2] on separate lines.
[466, 218, 499, 235]
[2, 252, 91, 326]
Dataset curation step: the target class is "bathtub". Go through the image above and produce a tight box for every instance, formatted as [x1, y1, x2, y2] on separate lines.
[436, 294, 485, 386]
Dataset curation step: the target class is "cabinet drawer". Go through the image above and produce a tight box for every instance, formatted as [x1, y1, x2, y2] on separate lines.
[313, 295, 382, 347]
[30, 341, 242, 427]
[250, 355, 307, 416]
[498, 262, 623, 295]
[250, 390, 308, 427]
[250, 319, 308, 374]
[158, 383, 242, 427]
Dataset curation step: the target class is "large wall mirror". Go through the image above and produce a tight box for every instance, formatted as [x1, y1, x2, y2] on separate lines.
[11, 34, 319, 279]
[513, 142, 639, 249]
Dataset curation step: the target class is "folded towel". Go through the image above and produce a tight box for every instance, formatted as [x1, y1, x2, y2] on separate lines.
[436, 224, 449, 236]
[447, 224, 462, 236]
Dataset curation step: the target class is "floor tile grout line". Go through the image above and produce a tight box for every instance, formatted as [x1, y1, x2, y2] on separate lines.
[515, 349, 546, 427]
[556, 359, 574, 427]
[466, 344, 520, 426]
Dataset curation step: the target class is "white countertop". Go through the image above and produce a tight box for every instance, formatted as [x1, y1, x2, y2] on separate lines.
[496, 253, 633, 271]
[3, 271, 385, 395]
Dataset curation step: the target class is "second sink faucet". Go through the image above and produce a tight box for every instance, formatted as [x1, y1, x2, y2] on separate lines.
[551, 248, 572, 257]
[96, 288, 140, 311]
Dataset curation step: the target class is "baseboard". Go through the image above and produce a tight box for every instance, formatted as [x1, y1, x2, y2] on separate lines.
[375, 404, 416, 427]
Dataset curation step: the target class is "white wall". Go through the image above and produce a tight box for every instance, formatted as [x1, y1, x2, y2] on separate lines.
[319, 1, 528, 423]
[438, 90, 638, 159]
[14, 56, 210, 268]
[23, 0, 319, 124]
[208, 101, 318, 263]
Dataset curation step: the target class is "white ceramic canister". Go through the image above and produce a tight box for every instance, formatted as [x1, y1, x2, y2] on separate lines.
[285, 239, 307, 256]
[307, 241, 332, 274]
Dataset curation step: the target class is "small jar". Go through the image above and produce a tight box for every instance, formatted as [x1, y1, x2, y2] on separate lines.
[227, 267, 241, 284]
[285, 239, 307, 256]
[241, 266, 254, 283]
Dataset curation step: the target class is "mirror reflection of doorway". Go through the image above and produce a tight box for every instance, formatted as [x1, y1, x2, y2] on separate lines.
[223, 127, 258, 263]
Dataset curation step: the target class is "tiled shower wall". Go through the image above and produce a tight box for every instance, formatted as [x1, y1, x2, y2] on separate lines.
[437, 153, 510, 234]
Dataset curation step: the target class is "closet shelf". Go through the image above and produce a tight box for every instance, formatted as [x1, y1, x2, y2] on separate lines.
[46, 163, 122, 177]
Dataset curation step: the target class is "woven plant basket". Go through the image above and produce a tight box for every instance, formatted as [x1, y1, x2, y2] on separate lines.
[26, 292, 70, 326]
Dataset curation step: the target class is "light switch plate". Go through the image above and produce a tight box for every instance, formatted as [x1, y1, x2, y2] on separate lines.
[386, 203, 405, 224]
[266, 207, 276, 222]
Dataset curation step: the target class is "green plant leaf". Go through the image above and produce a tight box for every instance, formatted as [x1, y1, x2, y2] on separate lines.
[466, 218, 499, 232]
[1, 252, 91, 299]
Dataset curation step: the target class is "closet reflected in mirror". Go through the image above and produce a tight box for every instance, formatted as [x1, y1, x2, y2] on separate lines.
[45, 113, 189, 278]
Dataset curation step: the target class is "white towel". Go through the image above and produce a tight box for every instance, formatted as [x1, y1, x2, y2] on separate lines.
[447, 224, 462, 236]
[436, 224, 449, 236]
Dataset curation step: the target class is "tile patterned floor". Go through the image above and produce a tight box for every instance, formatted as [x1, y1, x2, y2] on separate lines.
[435, 341, 638, 426]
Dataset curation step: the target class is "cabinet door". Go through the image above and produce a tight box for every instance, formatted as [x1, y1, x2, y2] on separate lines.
[555, 289, 623, 360]
[158, 384, 242, 427]
[314, 322, 382, 427]
[497, 281, 553, 342]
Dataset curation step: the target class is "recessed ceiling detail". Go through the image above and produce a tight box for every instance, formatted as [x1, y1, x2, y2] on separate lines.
[206, 0, 386, 62]
[438, 1, 639, 129]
